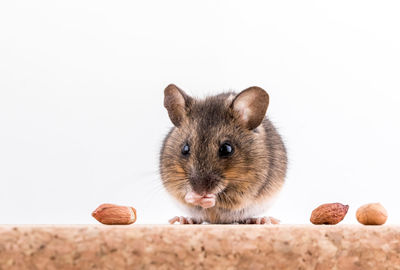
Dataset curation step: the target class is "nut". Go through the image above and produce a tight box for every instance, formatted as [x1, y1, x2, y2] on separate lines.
[356, 203, 387, 225]
[92, 203, 137, 225]
[310, 203, 349, 225]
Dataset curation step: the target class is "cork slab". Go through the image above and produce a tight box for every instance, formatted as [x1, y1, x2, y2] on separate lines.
[0, 225, 399, 269]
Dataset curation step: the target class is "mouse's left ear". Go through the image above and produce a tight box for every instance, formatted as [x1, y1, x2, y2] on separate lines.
[164, 84, 193, 127]
[231, 86, 269, 130]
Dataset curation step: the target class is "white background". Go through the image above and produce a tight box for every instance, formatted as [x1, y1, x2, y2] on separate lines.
[1, 1, 399, 224]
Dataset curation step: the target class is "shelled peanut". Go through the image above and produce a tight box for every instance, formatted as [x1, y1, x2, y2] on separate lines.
[92, 203, 137, 225]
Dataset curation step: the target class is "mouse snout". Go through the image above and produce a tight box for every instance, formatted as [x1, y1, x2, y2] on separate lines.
[189, 173, 220, 195]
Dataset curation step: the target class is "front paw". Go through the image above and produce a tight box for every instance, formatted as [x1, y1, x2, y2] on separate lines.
[168, 216, 203, 224]
[184, 192, 216, 209]
[239, 216, 280, 224]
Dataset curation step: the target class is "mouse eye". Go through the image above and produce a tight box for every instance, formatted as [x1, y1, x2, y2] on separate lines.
[181, 143, 190, 156]
[219, 142, 234, 158]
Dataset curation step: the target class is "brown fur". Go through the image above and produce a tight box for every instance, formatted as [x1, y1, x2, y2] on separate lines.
[160, 84, 287, 224]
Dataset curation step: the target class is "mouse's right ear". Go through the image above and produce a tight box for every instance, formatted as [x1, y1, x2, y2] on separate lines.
[231, 86, 269, 130]
[164, 84, 192, 127]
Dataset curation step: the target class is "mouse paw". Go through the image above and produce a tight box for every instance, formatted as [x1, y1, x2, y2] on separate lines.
[168, 216, 202, 225]
[239, 216, 280, 225]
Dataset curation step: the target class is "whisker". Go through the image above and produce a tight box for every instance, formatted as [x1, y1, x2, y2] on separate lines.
[223, 178, 255, 184]
[216, 183, 236, 207]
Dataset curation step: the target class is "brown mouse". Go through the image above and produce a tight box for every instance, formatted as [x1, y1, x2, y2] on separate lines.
[160, 84, 287, 224]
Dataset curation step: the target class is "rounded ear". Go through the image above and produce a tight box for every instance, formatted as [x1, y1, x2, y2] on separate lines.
[230, 86, 269, 130]
[164, 84, 192, 127]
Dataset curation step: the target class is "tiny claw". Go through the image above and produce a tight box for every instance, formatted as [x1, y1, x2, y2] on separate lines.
[179, 216, 187, 224]
[168, 216, 180, 224]
[269, 217, 281, 224]
[240, 216, 281, 225]
[169, 216, 202, 225]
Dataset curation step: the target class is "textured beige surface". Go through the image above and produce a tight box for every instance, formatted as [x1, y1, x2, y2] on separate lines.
[0, 225, 399, 270]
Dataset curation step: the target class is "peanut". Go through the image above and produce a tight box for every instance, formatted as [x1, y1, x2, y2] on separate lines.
[92, 203, 137, 225]
[310, 203, 349, 225]
[356, 203, 387, 225]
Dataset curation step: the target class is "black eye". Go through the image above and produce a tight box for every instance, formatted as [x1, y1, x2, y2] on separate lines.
[181, 143, 190, 156]
[219, 142, 234, 157]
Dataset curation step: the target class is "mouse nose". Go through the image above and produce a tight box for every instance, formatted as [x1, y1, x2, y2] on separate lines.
[189, 173, 220, 195]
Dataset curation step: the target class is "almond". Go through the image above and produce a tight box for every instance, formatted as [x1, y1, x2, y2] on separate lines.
[92, 203, 137, 225]
[356, 203, 387, 225]
[310, 203, 349, 225]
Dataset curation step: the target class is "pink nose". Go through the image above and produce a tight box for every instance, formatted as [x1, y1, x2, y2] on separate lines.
[184, 191, 216, 209]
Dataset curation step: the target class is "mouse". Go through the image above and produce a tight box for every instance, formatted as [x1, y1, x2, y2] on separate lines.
[160, 84, 287, 224]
